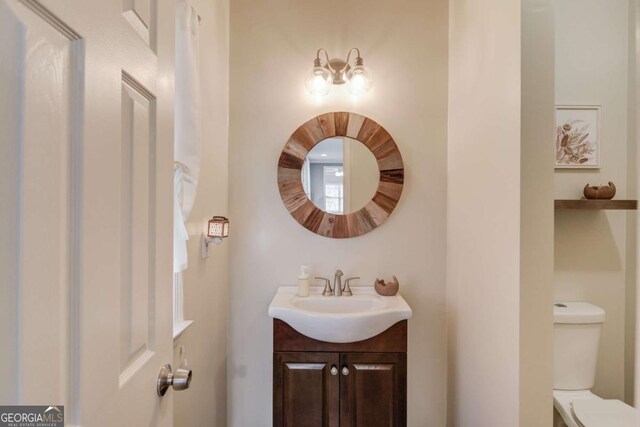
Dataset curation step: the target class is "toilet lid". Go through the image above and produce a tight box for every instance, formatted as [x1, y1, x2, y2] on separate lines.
[572, 399, 638, 427]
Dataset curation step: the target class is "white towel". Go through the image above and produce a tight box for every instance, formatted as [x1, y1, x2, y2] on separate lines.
[173, 0, 201, 273]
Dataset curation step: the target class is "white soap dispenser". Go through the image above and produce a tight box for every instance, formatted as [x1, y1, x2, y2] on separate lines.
[297, 265, 310, 297]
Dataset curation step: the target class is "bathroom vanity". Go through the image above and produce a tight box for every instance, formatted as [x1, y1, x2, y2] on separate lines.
[269, 286, 412, 426]
[273, 319, 407, 426]
[270, 111, 410, 425]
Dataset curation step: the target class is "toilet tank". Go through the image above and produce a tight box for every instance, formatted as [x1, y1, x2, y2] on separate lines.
[553, 302, 605, 390]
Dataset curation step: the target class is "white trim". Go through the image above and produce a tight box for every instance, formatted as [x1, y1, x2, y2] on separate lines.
[173, 320, 194, 342]
[173, 272, 184, 325]
[172, 271, 193, 341]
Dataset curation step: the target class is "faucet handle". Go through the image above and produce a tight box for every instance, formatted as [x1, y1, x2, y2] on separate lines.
[342, 277, 360, 296]
[315, 277, 332, 296]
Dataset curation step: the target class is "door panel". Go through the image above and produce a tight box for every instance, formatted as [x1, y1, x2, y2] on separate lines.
[0, 0, 22, 405]
[274, 352, 340, 427]
[0, 0, 82, 408]
[118, 73, 157, 384]
[0, 0, 175, 425]
[340, 353, 407, 427]
[122, 0, 155, 48]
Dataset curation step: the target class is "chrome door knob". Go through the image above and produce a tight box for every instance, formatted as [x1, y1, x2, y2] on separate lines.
[341, 366, 350, 376]
[157, 364, 192, 397]
[330, 366, 338, 376]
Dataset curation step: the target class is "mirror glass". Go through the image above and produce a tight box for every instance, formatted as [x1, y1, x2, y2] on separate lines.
[301, 137, 379, 214]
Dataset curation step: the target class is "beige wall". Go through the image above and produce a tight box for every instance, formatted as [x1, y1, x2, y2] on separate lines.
[627, 0, 637, 406]
[448, 0, 554, 425]
[635, 3, 640, 407]
[447, 0, 520, 424]
[554, 0, 636, 403]
[520, 0, 555, 424]
[228, 0, 448, 424]
[172, 0, 230, 425]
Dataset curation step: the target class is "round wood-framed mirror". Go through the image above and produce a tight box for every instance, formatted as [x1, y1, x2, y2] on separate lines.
[277, 112, 404, 238]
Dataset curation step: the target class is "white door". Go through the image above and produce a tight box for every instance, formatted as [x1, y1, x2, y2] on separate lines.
[0, 0, 175, 426]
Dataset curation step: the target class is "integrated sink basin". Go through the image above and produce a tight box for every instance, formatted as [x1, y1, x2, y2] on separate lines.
[292, 295, 386, 313]
[268, 286, 412, 343]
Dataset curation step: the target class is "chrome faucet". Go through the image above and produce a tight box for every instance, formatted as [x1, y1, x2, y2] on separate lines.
[317, 270, 357, 297]
[343, 277, 359, 296]
[316, 277, 333, 296]
[333, 270, 344, 296]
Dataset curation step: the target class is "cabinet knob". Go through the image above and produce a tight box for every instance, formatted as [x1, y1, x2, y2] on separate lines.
[341, 366, 350, 376]
[330, 365, 338, 376]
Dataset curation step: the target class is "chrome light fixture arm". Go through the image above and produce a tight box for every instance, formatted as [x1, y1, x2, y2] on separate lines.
[306, 47, 372, 95]
[342, 48, 362, 71]
[315, 48, 334, 71]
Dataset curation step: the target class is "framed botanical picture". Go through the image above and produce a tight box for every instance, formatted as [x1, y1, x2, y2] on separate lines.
[555, 105, 601, 168]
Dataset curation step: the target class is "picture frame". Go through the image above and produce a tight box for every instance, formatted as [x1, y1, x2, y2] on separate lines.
[555, 105, 602, 169]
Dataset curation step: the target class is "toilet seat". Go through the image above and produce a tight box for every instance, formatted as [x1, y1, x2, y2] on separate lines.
[553, 390, 638, 427]
[554, 390, 599, 427]
[571, 399, 638, 427]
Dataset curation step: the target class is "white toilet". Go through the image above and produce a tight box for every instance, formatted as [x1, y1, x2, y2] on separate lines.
[553, 302, 638, 427]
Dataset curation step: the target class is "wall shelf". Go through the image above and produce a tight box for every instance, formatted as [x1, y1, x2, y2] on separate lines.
[555, 199, 638, 210]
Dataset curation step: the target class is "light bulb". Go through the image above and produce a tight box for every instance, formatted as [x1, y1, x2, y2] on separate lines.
[346, 64, 373, 95]
[305, 66, 332, 96]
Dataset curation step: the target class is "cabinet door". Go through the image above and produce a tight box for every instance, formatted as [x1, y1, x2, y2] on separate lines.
[340, 353, 407, 427]
[274, 352, 340, 427]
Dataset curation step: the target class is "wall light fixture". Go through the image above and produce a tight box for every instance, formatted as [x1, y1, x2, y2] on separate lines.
[201, 216, 229, 259]
[305, 48, 373, 96]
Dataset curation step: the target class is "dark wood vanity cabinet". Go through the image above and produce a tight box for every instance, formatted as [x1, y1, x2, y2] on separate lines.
[339, 352, 407, 426]
[273, 319, 407, 427]
[273, 352, 340, 427]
